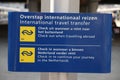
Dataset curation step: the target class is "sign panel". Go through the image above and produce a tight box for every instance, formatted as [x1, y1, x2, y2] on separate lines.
[8, 12, 112, 73]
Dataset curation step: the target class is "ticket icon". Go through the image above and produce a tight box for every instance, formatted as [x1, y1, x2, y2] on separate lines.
[20, 47, 35, 63]
[20, 26, 35, 42]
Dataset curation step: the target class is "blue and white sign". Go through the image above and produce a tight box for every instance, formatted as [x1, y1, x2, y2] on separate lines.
[8, 12, 112, 73]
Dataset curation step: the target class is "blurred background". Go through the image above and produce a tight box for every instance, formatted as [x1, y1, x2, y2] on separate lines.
[0, 0, 120, 80]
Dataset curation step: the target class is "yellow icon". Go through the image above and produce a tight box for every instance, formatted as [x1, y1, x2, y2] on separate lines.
[20, 26, 35, 42]
[20, 47, 35, 63]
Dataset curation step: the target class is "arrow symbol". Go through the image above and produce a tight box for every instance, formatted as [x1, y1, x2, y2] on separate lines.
[22, 30, 33, 35]
[21, 51, 33, 56]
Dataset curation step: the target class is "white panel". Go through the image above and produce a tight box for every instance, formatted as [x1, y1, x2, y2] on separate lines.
[49, 73, 59, 80]
[41, 0, 50, 12]
[54, 0, 69, 12]
[50, 0, 55, 12]
[42, 0, 79, 12]
[69, 0, 80, 13]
